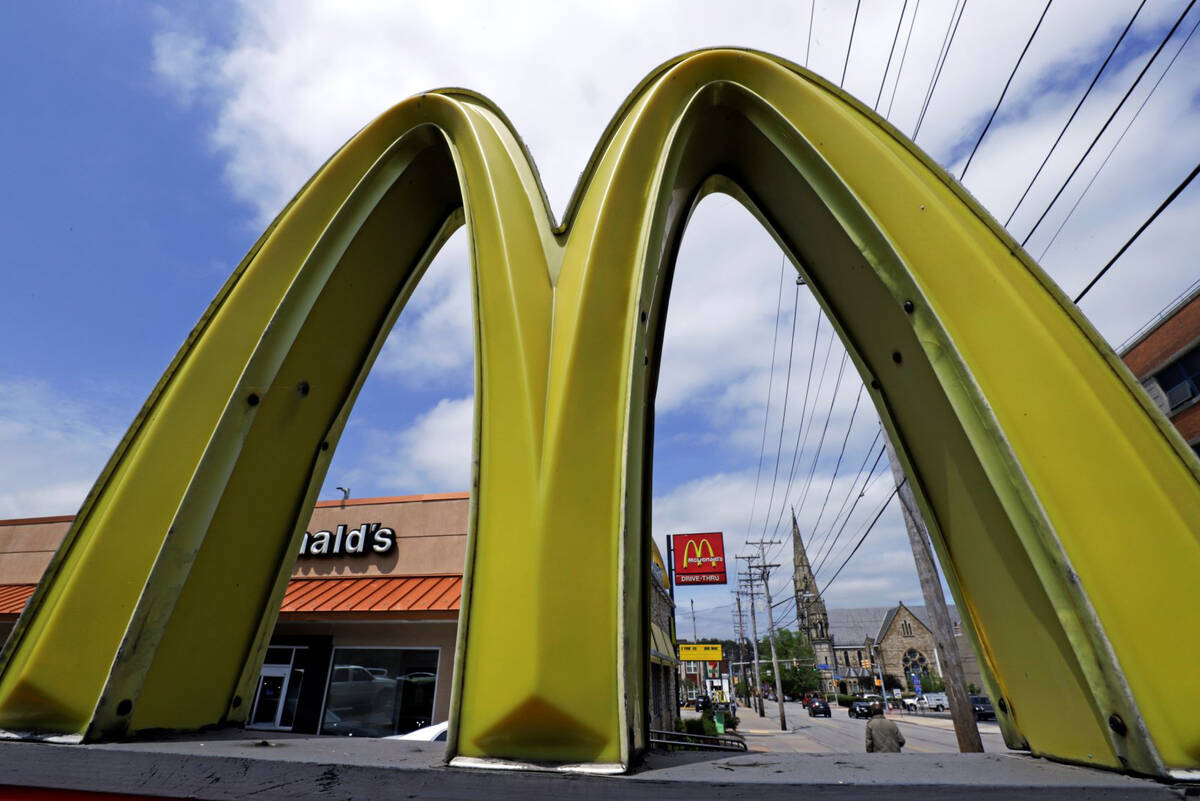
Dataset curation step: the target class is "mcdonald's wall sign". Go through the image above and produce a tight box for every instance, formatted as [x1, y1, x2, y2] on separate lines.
[671, 532, 726, 585]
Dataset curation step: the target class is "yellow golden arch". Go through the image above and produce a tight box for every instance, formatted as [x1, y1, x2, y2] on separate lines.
[1, 49, 1198, 778]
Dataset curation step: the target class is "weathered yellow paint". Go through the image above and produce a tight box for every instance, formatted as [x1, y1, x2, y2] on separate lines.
[0, 49, 1197, 778]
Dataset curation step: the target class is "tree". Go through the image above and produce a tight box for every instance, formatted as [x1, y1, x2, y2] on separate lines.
[921, 672, 946, 692]
[756, 629, 821, 698]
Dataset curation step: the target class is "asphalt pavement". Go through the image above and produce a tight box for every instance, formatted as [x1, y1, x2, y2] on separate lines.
[715, 699, 1016, 754]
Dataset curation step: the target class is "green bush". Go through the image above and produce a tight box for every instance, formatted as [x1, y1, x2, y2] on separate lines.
[700, 709, 718, 737]
[836, 694, 856, 707]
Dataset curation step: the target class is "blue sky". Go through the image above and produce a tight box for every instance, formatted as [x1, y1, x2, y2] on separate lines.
[2, 1, 1198, 637]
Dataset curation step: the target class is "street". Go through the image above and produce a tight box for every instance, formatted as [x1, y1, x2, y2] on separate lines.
[716, 702, 1016, 754]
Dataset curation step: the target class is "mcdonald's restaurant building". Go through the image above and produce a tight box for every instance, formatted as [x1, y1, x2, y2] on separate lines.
[0, 492, 680, 738]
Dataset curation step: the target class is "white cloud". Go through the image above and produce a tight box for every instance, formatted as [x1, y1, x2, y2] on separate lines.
[0, 379, 121, 519]
[358, 395, 475, 493]
[376, 230, 475, 385]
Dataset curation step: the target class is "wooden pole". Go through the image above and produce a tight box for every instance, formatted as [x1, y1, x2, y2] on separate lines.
[882, 432, 984, 752]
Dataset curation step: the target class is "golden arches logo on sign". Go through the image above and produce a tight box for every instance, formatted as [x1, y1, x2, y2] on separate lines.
[683, 538, 713, 567]
[0, 49, 1197, 779]
[673, 532, 727, 585]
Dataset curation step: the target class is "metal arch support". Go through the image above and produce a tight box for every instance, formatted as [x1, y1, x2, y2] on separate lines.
[0, 49, 1198, 779]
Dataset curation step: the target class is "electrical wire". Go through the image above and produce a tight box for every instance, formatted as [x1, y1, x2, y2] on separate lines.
[806, 0, 816, 69]
[793, 353, 851, 521]
[875, 0, 911, 111]
[1074, 160, 1200, 303]
[959, 0, 1055, 181]
[842, 0, 864, 87]
[886, 0, 924, 119]
[743, 260, 789, 543]
[818, 482, 903, 596]
[1037, 11, 1200, 262]
[1022, 0, 1198, 247]
[763, 320, 835, 561]
[807, 384, 867, 539]
[811, 443, 889, 578]
[913, 0, 970, 140]
[762, 312, 824, 561]
[810, 427, 883, 565]
[1004, 0, 1148, 228]
[759, 278, 804, 539]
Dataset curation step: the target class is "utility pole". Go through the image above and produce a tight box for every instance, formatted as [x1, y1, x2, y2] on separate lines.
[733, 596, 750, 706]
[743, 544, 788, 731]
[735, 562, 766, 717]
[882, 432, 983, 752]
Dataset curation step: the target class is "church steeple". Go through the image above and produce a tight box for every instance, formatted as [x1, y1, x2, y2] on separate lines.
[792, 508, 829, 644]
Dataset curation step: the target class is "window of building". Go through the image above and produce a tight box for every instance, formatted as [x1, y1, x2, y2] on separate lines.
[1154, 345, 1200, 411]
[320, 647, 439, 737]
[901, 620, 913, 637]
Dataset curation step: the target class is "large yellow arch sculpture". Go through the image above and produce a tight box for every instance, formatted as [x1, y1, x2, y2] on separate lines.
[0, 49, 1198, 779]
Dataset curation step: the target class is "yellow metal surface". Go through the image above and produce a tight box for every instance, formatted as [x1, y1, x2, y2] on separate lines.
[0, 49, 1197, 777]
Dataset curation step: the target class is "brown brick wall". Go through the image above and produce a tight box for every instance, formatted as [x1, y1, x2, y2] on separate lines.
[1123, 293, 1200, 378]
[1173, 400, 1200, 443]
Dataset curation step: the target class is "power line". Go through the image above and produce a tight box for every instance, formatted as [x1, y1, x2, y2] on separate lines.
[842, 0, 864, 88]
[744, 259, 789, 543]
[1037, 11, 1200, 262]
[765, 348, 848, 568]
[763, 319, 833, 558]
[1074, 160, 1200, 303]
[807, 384, 867, 539]
[913, 0, 970, 140]
[886, 0, 924, 120]
[959, 0, 1055, 181]
[764, 312, 823, 559]
[809, 426, 883, 565]
[792, 352, 851, 522]
[759, 277, 804, 539]
[806, 0, 816, 69]
[818, 482, 903, 596]
[1021, 0, 1198, 247]
[1004, 0, 1148, 228]
[875, 0, 911, 111]
[811, 442, 889, 578]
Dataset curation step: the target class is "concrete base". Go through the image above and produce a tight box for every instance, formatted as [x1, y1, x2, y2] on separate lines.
[0, 732, 1189, 799]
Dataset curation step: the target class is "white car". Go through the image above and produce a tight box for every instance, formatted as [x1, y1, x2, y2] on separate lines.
[919, 692, 948, 711]
[385, 721, 448, 742]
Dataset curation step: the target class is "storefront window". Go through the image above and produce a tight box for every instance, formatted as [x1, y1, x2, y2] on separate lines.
[320, 648, 439, 737]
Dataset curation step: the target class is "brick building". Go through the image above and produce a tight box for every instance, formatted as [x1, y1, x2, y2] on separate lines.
[1120, 282, 1200, 459]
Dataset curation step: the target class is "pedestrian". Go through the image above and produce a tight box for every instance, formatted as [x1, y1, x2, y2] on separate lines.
[865, 702, 905, 753]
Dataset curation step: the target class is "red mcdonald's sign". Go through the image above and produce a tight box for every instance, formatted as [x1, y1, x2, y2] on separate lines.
[672, 532, 727, 585]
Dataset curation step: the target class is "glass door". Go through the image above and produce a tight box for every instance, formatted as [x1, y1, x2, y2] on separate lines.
[250, 665, 291, 729]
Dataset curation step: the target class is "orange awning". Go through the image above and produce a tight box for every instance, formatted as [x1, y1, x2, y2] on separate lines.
[0, 576, 462, 619]
[0, 584, 34, 615]
[279, 575, 461, 616]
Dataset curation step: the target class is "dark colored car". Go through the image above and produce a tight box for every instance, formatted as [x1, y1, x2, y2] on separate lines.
[848, 701, 874, 719]
[808, 698, 831, 717]
[970, 695, 995, 721]
[694, 695, 712, 713]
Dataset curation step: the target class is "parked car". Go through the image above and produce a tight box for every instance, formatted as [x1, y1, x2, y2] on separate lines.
[385, 720, 448, 742]
[694, 694, 712, 713]
[919, 692, 948, 711]
[808, 698, 831, 718]
[848, 701, 874, 719]
[327, 664, 397, 713]
[971, 695, 996, 721]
